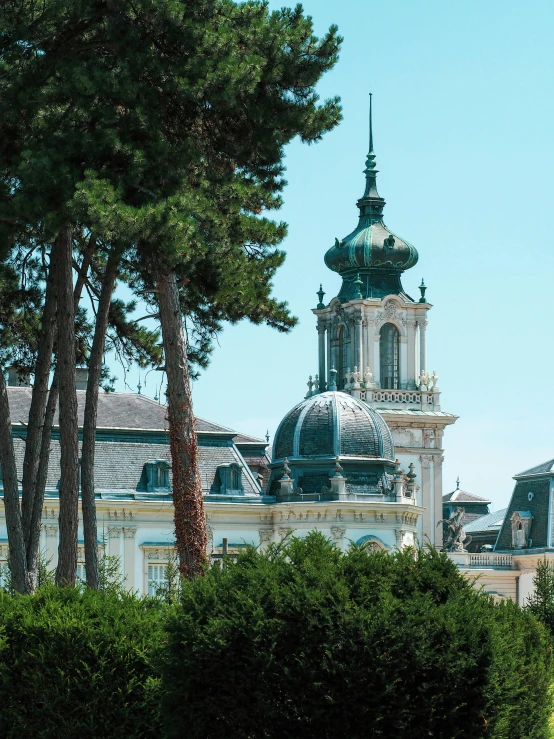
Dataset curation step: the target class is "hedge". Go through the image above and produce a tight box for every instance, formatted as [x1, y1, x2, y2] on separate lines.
[0, 586, 165, 738]
[160, 533, 553, 739]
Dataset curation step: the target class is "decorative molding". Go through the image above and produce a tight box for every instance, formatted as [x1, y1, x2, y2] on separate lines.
[259, 529, 273, 543]
[330, 527, 346, 541]
[278, 528, 290, 538]
[146, 547, 173, 561]
[44, 524, 59, 538]
[419, 454, 433, 469]
[375, 300, 407, 330]
[108, 509, 135, 521]
[423, 429, 435, 449]
[122, 527, 137, 539]
[42, 507, 56, 520]
[107, 526, 122, 538]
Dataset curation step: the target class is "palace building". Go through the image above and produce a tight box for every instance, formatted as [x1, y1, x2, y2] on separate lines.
[1, 105, 547, 602]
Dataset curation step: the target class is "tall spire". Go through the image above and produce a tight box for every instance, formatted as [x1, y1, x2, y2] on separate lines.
[368, 92, 374, 154]
[359, 93, 384, 214]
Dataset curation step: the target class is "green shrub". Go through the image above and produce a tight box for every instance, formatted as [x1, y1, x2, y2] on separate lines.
[161, 533, 553, 739]
[0, 586, 166, 738]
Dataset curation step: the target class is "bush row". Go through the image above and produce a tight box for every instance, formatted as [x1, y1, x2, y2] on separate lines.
[0, 535, 551, 738]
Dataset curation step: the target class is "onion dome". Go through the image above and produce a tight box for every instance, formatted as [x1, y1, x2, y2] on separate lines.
[273, 391, 394, 462]
[324, 95, 418, 302]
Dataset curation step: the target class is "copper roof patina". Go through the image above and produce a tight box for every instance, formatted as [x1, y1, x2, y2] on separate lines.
[324, 96, 418, 302]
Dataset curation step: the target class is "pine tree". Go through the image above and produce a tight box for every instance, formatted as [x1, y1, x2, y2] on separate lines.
[0, 0, 342, 585]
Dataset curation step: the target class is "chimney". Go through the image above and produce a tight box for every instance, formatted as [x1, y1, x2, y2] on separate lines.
[7, 367, 31, 387]
[75, 367, 89, 391]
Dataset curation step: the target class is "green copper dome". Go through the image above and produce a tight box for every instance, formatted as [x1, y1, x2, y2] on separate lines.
[268, 391, 397, 498]
[324, 96, 418, 302]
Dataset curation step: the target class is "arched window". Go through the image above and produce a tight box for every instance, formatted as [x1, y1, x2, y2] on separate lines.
[337, 324, 350, 390]
[380, 323, 399, 389]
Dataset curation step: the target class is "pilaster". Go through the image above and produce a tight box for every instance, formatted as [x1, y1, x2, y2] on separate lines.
[419, 455, 433, 545]
[434, 456, 444, 549]
[44, 524, 59, 569]
[122, 527, 136, 590]
[108, 526, 122, 559]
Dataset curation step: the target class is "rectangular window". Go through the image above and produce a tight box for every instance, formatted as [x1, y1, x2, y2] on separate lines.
[148, 563, 168, 596]
[76, 563, 86, 582]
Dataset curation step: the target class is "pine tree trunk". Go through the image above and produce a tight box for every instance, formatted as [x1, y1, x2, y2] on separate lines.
[0, 369, 31, 594]
[156, 269, 207, 579]
[26, 378, 58, 583]
[21, 242, 58, 546]
[55, 226, 79, 587]
[26, 239, 94, 586]
[81, 250, 118, 590]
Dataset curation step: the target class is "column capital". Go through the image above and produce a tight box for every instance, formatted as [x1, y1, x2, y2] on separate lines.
[44, 524, 59, 538]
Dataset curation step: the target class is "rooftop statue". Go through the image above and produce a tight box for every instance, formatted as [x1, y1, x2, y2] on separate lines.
[438, 506, 472, 552]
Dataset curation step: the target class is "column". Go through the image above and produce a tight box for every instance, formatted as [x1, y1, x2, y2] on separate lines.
[419, 319, 427, 374]
[326, 322, 333, 385]
[407, 320, 417, 388]
[330, 527, 346, 552]
[108, 526, 123, 580]
[318, 323, 326, 392]
[123, 527, 137, 591]
[373, 338, 381, 385]
[259, 529, 273, 551]
[356, 316, 363, 376]
[434, 456, 444, 550]
[399, 336, 408, 389]
[45, 524, 59, 570]
[420, 455, 432, 545]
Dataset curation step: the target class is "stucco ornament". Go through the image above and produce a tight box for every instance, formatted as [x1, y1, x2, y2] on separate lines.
[437, 507, 472, 552]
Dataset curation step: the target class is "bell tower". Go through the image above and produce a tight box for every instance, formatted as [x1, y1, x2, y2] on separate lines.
[312, 96, 458, 547]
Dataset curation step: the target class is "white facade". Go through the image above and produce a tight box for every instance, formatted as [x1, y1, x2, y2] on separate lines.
[313, 291, 457, 548]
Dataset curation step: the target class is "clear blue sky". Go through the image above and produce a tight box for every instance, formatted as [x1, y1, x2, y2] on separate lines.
[112, 0, 554, 512]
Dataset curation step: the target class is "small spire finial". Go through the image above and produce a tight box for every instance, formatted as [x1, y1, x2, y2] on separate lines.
[265, 429, 270, 444]
[316, 284, 326, 309]
[369, 92, 374, 153]
[419, 278, 427, 303]
[456, 476, 460, 490]
[353, 273, 363, 299]
[329, 366, 337, 391]
[137, 374, 142, 395]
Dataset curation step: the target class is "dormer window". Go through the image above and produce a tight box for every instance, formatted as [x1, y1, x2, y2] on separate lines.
[213, 463, 243, 494]
[510, 511, 533, 549]
[145, 460, 171, 492]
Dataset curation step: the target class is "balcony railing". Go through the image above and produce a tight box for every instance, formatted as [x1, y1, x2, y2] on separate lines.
[469, 554, 514, 568]
[358, 388, 441, 411]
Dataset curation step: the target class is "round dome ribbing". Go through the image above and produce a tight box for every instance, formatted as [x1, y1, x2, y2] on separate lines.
[324, 222, 418, 276]
[273, 391, 394, 463]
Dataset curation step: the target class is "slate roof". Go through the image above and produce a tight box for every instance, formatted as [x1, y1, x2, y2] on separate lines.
[5, 388, 266, 501]
[464, 508, 506, 534]
[6, 387, 238, 435]
[443, 489, 491, 504]
[516, 459, 554, 477]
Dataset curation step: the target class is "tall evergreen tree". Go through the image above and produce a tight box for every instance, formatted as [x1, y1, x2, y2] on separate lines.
[0, 0, 342, 585]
